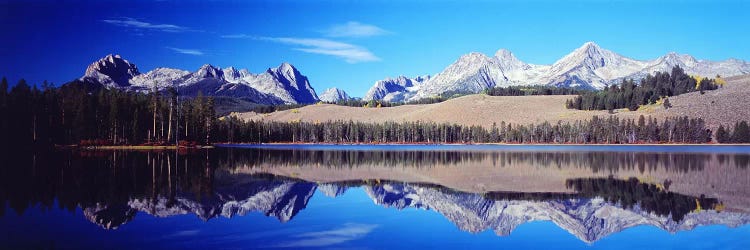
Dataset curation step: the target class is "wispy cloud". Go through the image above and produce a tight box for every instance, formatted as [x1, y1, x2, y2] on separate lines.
[166, 47, 204, 55]
[102, 17, 195, 33]
[323, 21, 390, 38]
[259, 37, 380, 63]
[272, 223, 378, 248]
[163, 230, 200, 238]
[220, 34, 253, 39]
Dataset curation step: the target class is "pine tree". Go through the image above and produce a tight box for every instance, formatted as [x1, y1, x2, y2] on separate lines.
[733, 121, 750, 143]
[149, 82, 160, 143]
[716, 125, 730, 143]
[663, 98, 672, 109]
[0, 77, 8, 146]
[166, 87, 176, 142]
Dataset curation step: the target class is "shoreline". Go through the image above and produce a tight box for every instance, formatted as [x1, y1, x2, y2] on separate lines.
[59, 145, 214, 150]
[215, 142, 750, 146]
[56, 143, 750, 150]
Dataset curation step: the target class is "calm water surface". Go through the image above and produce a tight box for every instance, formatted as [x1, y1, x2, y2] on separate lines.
[1, 145, 750, 249]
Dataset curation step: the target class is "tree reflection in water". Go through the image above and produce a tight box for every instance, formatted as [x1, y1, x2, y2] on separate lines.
[1, 147, 749, 242]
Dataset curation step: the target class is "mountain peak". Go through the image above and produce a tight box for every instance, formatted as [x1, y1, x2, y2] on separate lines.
[319, 87, 351, 102]
[572, 41, 606, 56]
[577, 42, 603, 53]
[494, 48, 531, 71]
[655, 52, 698, 68]
[84, 54, 140, 87]
[494, 49, 514, 59]
[582, 41, 599, 48]
[195, 64, 222, 78]
[495, 49, 518, 61]
[262, 62, 318, 104]
[552, 41, 626, 72]
[278, 62, 296, 71]
[460, 52, 490, 60]
[663, 52, 696, 61]
[103, 54, 122, 62]
[268, 62, 300, 77]
[199, 64, 218, 69]
[454, 52, 495, 67]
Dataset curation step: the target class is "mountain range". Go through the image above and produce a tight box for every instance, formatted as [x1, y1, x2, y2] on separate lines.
[79, 54, 319, 105]
[365, 42, 750, 102]
[77, 42, 750, 105]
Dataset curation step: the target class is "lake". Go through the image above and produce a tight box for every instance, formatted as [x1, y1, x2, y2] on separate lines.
[1, 144, 750, 249]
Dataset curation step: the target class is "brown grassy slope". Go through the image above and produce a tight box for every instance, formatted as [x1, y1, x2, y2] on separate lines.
[233, 75, 750, 129]
[234, 95, 611, 127]
[615, 74, 750, 130]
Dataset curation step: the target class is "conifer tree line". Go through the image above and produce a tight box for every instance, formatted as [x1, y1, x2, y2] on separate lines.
[716, 121, 750, 143]
[566, 66, 720, 111]
[484, 85, 585, 96]
[2, 76, 749, 146]
[325, 93, 459, 109]
[213, 115, 714, 144]
[0, 78, 215, 146]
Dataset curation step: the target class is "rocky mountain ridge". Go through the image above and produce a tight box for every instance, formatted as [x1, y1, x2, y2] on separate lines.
[79, 55, 319, 105]
[367, 42, 750, 102]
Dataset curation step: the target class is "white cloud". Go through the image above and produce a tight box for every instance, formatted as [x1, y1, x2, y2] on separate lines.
[166, 47, 204, 56]
[259, 37, 380, 63]
[220, 34, 253, 39]
[102, 17, 195, 33]
[272, 223, 378, 248]
[323, 21, 390, 38]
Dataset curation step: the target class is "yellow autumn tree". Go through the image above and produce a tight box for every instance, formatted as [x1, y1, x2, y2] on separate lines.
[715, 75, 727, 86]
[692, 75, 703, 89]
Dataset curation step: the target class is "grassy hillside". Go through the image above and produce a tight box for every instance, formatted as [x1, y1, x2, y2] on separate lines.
[233, 75, 750, 131]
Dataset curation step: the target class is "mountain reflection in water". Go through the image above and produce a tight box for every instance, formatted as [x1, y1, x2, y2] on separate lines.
[1, 146, 749, 244]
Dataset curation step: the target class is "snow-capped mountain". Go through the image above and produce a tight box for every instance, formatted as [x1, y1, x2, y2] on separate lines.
[77, 54, 319, 105]
[362, 75, 431, 102]
[541, 42, 648, 89]
[366, 42, 750, 102]
[411, 50, 551, 100]
[319, 87, 352, 103]
[82, 54, 141, 88]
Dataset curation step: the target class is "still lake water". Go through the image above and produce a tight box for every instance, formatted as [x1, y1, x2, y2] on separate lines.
[1, 144, 750, 249]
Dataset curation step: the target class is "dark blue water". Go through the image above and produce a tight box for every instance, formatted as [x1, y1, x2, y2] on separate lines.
[1, 145, 749, 249]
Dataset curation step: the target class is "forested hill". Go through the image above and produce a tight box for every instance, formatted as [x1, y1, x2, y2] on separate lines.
[566, 66, 721, 111]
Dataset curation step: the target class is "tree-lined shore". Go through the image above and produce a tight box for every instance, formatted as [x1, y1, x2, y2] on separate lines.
[1, 70, 749, 147]
[0, 78, 215, 147]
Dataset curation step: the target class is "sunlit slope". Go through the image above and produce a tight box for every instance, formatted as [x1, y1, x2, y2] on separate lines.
[234, 75, 750, 129]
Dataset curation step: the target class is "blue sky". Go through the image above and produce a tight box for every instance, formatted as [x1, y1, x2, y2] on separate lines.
[1, 0, 748, 97]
